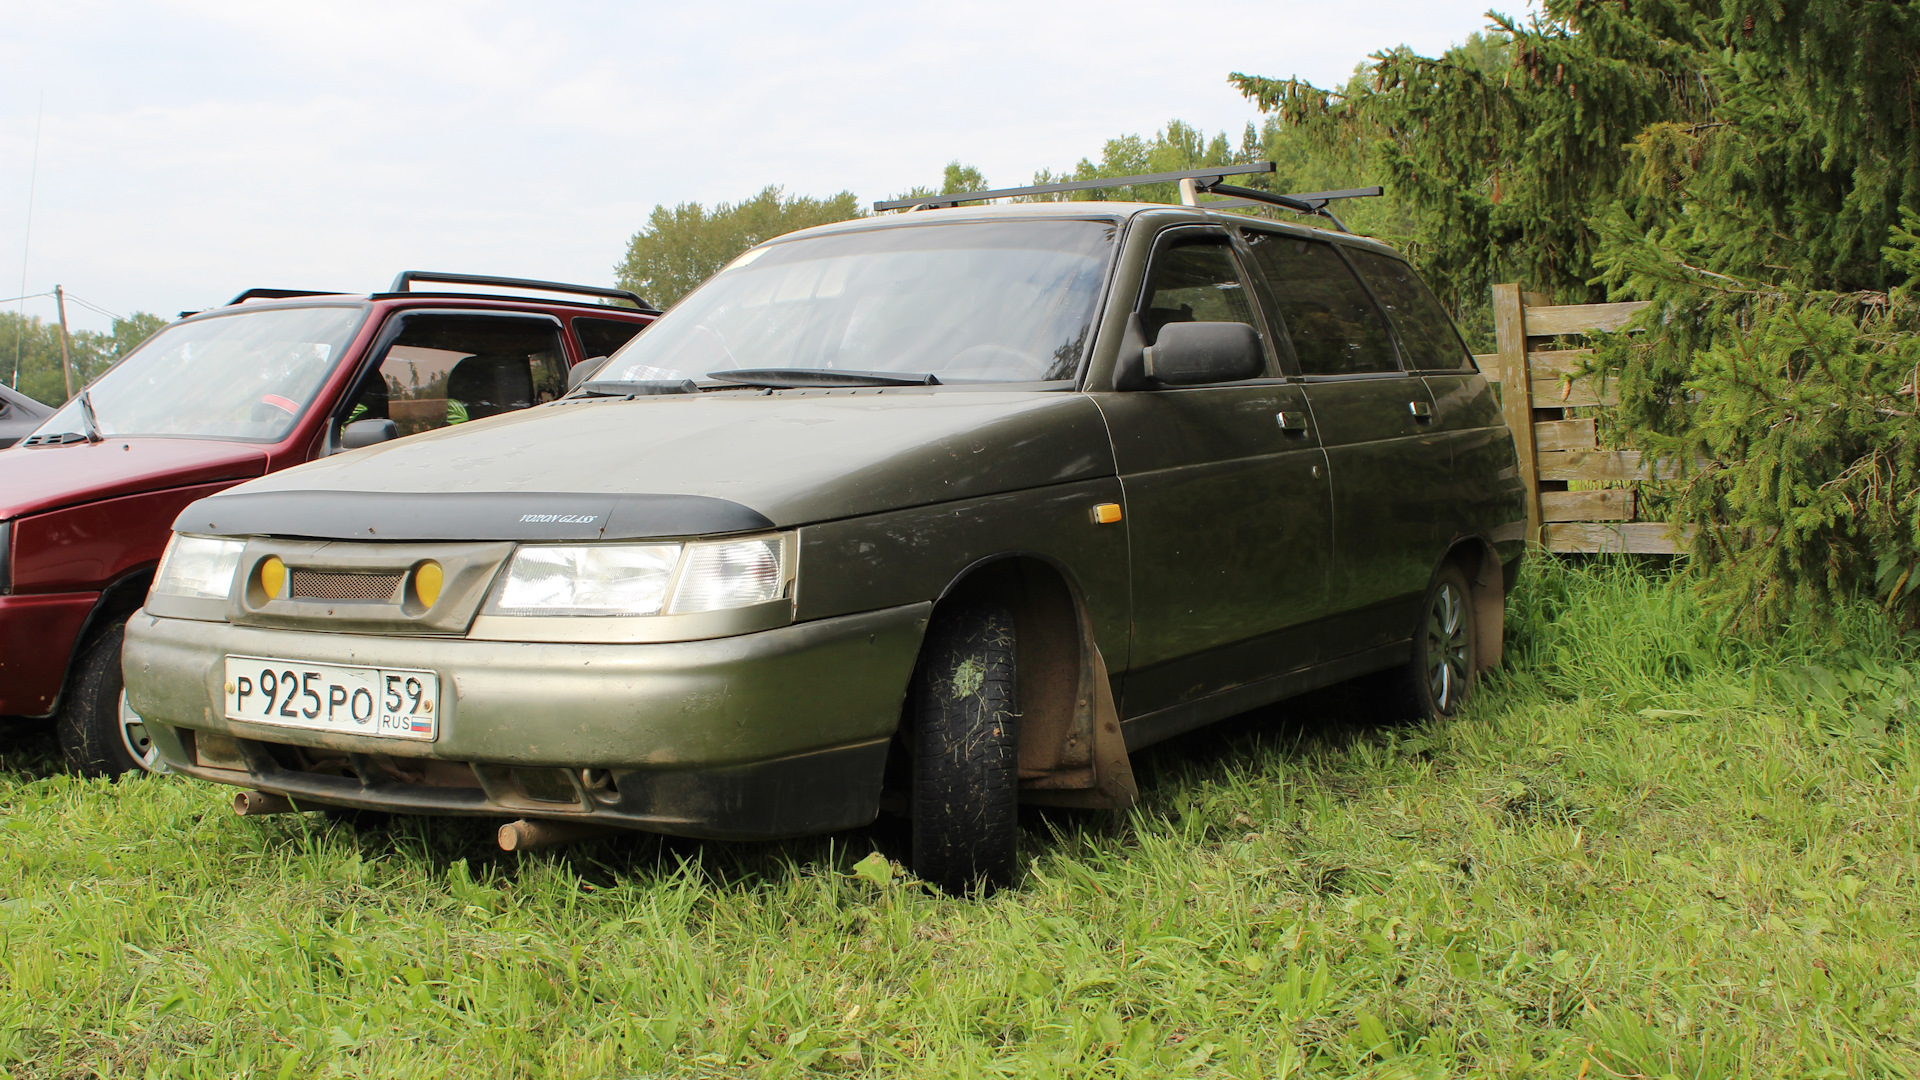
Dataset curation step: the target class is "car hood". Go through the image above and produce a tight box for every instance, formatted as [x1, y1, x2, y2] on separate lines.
[0, 437, 270, 520]
[180, 390, 1117, 541]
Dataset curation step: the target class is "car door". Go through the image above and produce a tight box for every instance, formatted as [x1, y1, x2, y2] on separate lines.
[1239, 228, 1452, 659]
[1342, 249, 1512, 536]
[1095, 225, 1334, 721]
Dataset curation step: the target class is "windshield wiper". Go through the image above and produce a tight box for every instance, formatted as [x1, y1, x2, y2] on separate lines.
[77, 391, 105, 444]
[568, 378, 701, 399]
[706, 368, 940, 388]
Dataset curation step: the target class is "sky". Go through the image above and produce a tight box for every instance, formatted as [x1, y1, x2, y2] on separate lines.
[1, 0, 1514, 333]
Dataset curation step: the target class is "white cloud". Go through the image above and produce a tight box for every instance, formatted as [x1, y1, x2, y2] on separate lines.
[0, 0, 1511, 332]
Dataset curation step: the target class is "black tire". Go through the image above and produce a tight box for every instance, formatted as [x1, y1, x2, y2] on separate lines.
[907, 605, 1019, 895]
[1406, 563, 1477, 720]
[55, 621, 163, 777]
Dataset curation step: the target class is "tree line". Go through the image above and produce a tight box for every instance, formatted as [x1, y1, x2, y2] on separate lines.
[1237, 0, 1918, 629]
[616, 0, 1919, 629]
[4, 311, 167, 408]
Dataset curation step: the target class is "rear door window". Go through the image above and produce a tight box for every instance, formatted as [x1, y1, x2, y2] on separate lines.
[573, 317, 646, 360]
[1240, 231, 1399, 376]
[344, 315, 566, 438]
[1344, 250, 1472, 371]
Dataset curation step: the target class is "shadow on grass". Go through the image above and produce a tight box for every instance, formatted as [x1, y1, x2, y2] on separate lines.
[0, 716, 62, 780]
[2, 673, 1424, 896]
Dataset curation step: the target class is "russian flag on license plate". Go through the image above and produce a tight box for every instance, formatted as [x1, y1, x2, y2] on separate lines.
[411, 718, 433, 733]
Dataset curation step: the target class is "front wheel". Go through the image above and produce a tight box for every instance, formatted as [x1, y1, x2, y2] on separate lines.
[907, 605, 1019, 895]
[56, 622, 165, 777]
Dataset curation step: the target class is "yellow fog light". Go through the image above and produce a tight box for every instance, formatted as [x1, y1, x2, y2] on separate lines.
[413, 561, 444, 608]
[258, 555, 286, 598]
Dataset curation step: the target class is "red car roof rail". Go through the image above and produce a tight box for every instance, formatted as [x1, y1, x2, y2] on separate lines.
[225, 288, 346, 306]
[385, 271, 657, 313]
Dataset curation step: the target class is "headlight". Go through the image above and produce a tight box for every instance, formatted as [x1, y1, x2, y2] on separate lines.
[487, 543, 681, 616]
[151, 534, 245, 601]
[483, 534, 792, 617]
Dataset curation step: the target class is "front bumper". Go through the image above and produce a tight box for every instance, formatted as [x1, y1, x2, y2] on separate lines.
[0, 591, 97, 717]
[122, 602, 932, 839]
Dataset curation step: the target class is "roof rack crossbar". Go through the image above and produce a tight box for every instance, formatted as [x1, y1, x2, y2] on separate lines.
[1193, 183, 1384, 233]
[225, 288, 344, 306]
[872, 162, 1277, 212]
[387, 271, 656, 313]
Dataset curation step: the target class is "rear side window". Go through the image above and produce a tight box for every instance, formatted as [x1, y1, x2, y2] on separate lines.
[345, 315, 566, 438]
[1138, 230, 1259, 346]
[1241, 231, 1398, 376]
[1345, 250, 1472, 371]
[574, 317, 646, 360]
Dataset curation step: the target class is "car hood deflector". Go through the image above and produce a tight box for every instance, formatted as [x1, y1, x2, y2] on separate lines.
[175, 490, 775, 542]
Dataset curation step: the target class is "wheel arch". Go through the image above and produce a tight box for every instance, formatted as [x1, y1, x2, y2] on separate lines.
[1439, 535, 1505, 672]
[43, 565, 156, 718]
[919, 552, 1135, 807]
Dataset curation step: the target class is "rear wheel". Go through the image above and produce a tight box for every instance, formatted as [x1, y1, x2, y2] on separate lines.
[908, 605, 1019, 895]
[1409, 564, 1476, 719]
[56, 622, 164, 777]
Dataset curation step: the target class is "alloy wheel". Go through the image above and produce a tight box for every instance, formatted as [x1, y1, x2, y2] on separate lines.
[1424, 582, 1471, 713]
[118, 689, 167, 774]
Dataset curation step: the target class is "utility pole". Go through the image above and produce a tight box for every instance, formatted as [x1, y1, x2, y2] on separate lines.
[54, 284, 75, 400]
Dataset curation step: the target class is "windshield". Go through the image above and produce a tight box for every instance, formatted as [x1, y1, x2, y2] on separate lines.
[598, 219, 1117, 385]
[33, 305, 366, 443]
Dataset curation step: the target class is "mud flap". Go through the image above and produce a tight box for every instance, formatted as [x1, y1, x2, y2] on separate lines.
[1020, 643, 1137, 810]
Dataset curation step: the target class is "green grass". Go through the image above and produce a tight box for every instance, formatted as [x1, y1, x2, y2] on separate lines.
[3, 560, 1917, 1078]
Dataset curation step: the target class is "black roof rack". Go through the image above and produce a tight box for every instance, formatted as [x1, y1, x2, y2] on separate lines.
[225, 288, 345, 306]
[1193, 185, 1384, 232]
[873, 163, 1276, 211]
[873, 163, 1381, 232]
[387, 271, 656, 312]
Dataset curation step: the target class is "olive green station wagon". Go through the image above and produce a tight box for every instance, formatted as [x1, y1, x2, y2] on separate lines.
[124, 165, 1526, 893]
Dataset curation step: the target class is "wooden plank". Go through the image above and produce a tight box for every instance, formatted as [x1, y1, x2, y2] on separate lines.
[1540, 489, 1635, 522]
[1521, 300, 1651, 337]
[1524, 348, 1592, 378]
[1536, 449, 1682, 482]
[1473, 353, 1500, 379]
[1543, 522, 1695, 554]
[1492, 283, 1541, 544]
[1532, 418, 1596, 452]
[1531, 375, 1618, 408]
[1522, 290, 1553, 309]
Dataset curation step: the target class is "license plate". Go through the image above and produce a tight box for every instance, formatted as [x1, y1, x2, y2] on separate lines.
[223, 655, 439, 741]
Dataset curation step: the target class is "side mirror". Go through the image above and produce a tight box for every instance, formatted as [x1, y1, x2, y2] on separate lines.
[1142, 322, 1265, 386]
[339, 418, 398, 450]
[568, 355, 612, 391]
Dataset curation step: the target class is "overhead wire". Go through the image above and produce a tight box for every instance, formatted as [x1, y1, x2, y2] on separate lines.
[13, 93, 44, 388]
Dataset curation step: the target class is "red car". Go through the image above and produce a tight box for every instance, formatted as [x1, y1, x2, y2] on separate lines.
[0, 272, 656, 774]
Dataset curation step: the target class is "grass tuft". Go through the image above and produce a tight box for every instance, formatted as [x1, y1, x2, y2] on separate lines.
[2, 559, 1915, 1077]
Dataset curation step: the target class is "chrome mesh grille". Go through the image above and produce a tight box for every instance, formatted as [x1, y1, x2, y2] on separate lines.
[288, 569, 403, 601]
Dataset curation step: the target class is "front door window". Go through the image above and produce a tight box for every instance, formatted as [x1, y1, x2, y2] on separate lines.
[344, 316, 567, 439]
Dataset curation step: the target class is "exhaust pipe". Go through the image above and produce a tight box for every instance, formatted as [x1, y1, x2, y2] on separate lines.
[233, 790, 296, 816]
[497, 818, 608, 852]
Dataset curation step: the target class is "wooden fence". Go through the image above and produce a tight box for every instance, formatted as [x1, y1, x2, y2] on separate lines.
[1472, 284, 1690, 554]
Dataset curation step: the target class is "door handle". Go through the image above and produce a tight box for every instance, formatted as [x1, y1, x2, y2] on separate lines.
[1276, 411, 1309, 434]
[1407, 400, 1433, 421]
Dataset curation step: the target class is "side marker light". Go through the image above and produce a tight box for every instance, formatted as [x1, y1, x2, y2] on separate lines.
[1091, 503, 1123, 525]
